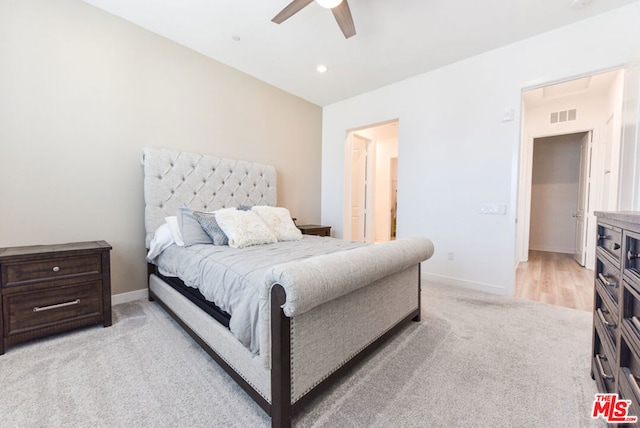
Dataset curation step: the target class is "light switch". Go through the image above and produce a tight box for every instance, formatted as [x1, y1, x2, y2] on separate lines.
[480, 204, 507, 215]
[501, 108, 514, 122]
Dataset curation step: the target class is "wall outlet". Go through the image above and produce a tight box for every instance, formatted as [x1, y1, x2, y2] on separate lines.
[447, 251, 455, 261]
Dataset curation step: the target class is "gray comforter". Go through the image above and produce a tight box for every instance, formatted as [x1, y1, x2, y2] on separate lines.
[153, 236, 363, 354]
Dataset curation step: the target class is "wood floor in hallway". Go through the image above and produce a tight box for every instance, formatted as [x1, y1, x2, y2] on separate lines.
[515, 250, 593, 312]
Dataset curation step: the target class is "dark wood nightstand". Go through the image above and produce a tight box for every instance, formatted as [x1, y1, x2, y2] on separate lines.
[297, 224, 331, 237]
[0, 241, 112, 354]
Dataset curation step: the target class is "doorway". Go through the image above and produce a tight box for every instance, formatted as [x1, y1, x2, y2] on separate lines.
[516, 69, 625, 310]
[345, 120, 399, 243]
[529, 132, 591, 264]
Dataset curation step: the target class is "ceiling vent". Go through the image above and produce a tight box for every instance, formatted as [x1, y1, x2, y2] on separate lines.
[550, 108, 577, 124]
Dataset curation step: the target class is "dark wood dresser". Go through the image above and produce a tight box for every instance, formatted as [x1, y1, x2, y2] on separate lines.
[0, 241, 112, 354]
[297, 224, 331, 237]
[592, 212, 640, 422]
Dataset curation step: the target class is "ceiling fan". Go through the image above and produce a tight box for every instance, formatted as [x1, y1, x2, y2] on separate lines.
[272, 0, 356, 39]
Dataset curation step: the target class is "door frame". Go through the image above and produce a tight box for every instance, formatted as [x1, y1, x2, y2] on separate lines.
[516, 68, 627, 273]
[343, 119, 399, 242]
[517, 127, 595, 267]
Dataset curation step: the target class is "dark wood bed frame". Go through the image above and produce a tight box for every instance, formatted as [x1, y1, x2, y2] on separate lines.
[147, 263, 421, 428]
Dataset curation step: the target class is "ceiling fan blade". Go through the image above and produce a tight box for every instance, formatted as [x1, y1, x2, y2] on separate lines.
[331, 0, 356, 38]
[272, 0, 315, 24]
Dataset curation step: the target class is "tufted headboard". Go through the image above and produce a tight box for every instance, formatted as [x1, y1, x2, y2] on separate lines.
[142, 148, 277, 247]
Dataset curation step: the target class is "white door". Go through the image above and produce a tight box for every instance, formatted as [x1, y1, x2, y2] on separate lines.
[351, 135, 368, 242]
[390, 157, 398, 239]
[601, 115, 615, 210]
[574, 131, 592, 266]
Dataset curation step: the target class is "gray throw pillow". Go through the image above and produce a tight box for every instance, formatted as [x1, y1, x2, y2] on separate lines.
[177, 207, 213, 246]
[193, 211, 229, 246]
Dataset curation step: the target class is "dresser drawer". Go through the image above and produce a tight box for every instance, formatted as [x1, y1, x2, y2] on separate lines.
[596, 283, 619, 355]
[618, 367, 640, 425]
[2, 254, 102, 287]
[4, 281, 103, 337]
[593, 328, 616, 394]
[597, 253, 622, 307]
[622, 281, 640, 358]
[621, 330, 640, 391]
[626, 230, 640, 287]
[598, 222, 623, 264]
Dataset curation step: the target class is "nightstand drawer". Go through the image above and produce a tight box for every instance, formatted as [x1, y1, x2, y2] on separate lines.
[4, 281, 103, 337]
[3, 254, 102, 287]
[298, 224, 331, 236]
[0, 241, 111, 354]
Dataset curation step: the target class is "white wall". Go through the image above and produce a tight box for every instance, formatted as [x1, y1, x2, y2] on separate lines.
[529, 135, 582, 254]
[0, 0, 322, 297]
[321, 3, 640, 295]
[619, 65, 640, 210]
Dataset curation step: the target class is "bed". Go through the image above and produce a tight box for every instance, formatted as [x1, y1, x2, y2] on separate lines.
[142, 147, 434, 427]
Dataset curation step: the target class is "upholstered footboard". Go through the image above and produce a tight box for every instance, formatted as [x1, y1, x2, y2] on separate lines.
[148, 237, 433, 428]
[270, 264, 421, 426]
[265, 237, 433, 427]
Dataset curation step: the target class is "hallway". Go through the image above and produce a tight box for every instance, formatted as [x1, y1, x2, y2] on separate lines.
[515, 250, 593, 312]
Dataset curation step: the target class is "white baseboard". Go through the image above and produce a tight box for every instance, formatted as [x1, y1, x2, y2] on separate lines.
[421, 272, 512, 296]
[111, 288, 148, 306]
[528, 245, 574, 254]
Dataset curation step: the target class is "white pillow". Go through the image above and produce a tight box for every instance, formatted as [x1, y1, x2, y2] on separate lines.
[215, 208, 277, 248]
[165, 216, 185, 247]
[146, 222, 176, 260]
[251, 206, 302, 242]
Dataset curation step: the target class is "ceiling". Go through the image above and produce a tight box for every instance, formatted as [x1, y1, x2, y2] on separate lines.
[81, 0, 638, 106]
[523, 69, 622, 109]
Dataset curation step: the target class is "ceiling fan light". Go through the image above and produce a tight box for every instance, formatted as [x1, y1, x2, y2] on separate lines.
[316, 0, 343, 9]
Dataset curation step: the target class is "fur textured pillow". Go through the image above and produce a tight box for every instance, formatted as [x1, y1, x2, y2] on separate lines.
[215, 207, 277, 248]
[251, 206, 302, 242]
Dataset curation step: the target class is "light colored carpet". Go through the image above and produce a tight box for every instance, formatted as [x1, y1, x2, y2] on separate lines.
[0, 282, 603, 427]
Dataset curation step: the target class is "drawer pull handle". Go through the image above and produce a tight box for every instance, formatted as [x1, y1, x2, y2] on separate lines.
[629, 251, 640, 262]
[598, 234, 611, 241]
[596, 354, 614, 380]
[629, 371, 640, 400]
[599, 273, 617, 288]
[33, 299, 80, 312]
[52, 266, 60, 272]
[614, 243, 621, 251]
[597, 308, 617, 328]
